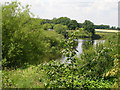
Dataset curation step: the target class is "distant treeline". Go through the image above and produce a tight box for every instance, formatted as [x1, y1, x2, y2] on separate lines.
[33, 17, 120, 30]
[94, 25, 119, 30]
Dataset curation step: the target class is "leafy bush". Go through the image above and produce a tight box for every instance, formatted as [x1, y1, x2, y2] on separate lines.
[82, 20, 95, 35]
[79, 33, 119, 78]
[42, 31, 64, 60]
[2, 65, 45, 88]
[53, 24, 68, 37]
[2, 2, 47, 67]
[39, 33, 117, 88]
[2, 2, 64, 68]
[42, 23, 52, 30]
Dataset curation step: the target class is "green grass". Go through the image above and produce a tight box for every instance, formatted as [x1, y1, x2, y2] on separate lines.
[2, 65, 45, 88]
[95, 32, 112, 39]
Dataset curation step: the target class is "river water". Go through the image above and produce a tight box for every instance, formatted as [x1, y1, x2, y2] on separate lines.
[59, 39, 105, 63]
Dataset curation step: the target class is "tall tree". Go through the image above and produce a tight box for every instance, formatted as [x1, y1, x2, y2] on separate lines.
[42, 23, 52, 30]
[53, 24, 68, 37]
[2, 2, 47, 67]
[68, 20, 79, 30]
[52, 17, 79, 30]
[82, 20, 95, 35]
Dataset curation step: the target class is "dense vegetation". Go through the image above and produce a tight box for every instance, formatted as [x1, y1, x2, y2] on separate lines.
[38, 33, 119, 88]
[2, 1, 120, 88]
[2, 32, 119, 88]
[41, 17, 120, 30]
[2, 2, 64, 68]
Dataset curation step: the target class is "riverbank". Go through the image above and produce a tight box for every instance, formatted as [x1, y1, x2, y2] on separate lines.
[2, 33, 119, 88]
[67, 29, 112, 40]
[1, 32, 104, 88]
[2, 65, 45, 88]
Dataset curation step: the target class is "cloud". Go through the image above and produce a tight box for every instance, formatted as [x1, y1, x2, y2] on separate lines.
[1, 0, 119, 26]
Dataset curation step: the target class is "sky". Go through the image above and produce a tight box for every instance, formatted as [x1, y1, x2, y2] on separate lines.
[1, 0, 119, 27]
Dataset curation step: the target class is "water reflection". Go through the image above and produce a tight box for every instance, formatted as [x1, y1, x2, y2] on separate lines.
[59, 39, 105, 63]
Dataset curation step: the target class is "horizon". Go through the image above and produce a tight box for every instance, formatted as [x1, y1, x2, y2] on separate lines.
[33, 16, 117, 27]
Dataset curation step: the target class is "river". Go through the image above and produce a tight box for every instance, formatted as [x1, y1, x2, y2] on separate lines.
[58, 39, 105, 63]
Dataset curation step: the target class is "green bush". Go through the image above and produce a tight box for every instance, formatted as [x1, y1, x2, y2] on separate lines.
[2, 2, 47, 67]
[78, 33, 118, 78]
[2, 2, 64, 68]
[40, 33, 117, 88]
[53, 24, 68, 36]
[42, 23, 52, 30]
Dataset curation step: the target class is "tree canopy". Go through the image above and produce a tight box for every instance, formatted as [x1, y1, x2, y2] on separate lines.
[53, 24, 68, 36]
[2, 2, 64, 68]
[82, 20, 95, 35]
[52, 17, 79, 30]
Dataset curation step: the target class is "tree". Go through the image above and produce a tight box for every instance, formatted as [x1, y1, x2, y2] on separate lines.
[2, 2, 47, 67]
[82, 20, 95, 35]
[94, 25, 110, 29]
[52, 17, 71, 25]
[68, 20, 79, 30]
[117, 27, 120, 30]
[53, 24, 68, 36]
[111, 26, 116, 30]
[78, 23, 83, 28]
[52, 17, 79, 30]
[42, 23, 52, 30]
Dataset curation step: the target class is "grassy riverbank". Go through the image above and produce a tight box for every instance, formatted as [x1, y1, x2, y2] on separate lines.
[2, 65, 45, 88]
[2, 33, 119, 88]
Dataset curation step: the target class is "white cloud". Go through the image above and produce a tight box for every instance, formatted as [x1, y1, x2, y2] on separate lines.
[1, 0, 119, 26]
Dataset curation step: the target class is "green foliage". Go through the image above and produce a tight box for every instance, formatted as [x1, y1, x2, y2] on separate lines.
[94, 24, 110, 29]
[2, 65, 44, 88]
[52, 17, 71, 25]
[80, 33, 119, 88]
[78, 33, 118, 78]
[42, 31, 64, 60]
[79, 44, 114, 77]
[2, 1, 118, 88]
[75, 28, 93, 38]
[68, 20, 79, 30]
[0, 5, 1, 88]
[94, 24, 119, 30]
[32, 16, 118, 30]
[52, 17, 79, 30]
[40, 31, 79, 88]
[40, 33, 117, 88]
[2, 2, 45, 67]
[82, 40, 94, 51]
[82, 20, 95, 35]
[2, 71, 16, 88]
[53, 24, 68, 36]
[2, 2, 64, 68]
[42, 23, 52, 30]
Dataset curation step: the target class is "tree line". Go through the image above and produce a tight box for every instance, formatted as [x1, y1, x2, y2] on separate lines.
[36, 17, 120, 30]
